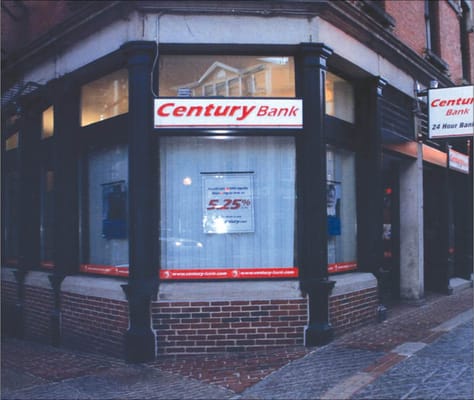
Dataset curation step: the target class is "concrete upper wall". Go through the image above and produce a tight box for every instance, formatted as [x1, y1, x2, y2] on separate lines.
[22, 11, 414, 98]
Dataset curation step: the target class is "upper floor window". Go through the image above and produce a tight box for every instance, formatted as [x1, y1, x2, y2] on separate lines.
[361, 0, 395, 30]
[325, 72, 355, 123]
[42, 106, 54, 139]
[80, 69, 128, 127]
[425, 0, 440, 55]
[159, 55, 295, 98]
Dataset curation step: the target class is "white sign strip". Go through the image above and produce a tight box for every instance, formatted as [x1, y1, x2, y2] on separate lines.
[449, 148, 470, 174]
[154, 98, 303, 129]
[428, 86, 474, 139]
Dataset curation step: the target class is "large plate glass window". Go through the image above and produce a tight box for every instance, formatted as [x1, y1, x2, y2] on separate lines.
[159, 56, 295, 98]
[326, 146, 357, 273]
[325, 72, 355, 123]
[5, 132, 19, 151]
[80, 143, 129, 275]
[42, 106, 54, 139]
[80, 69, 128, 127]
[159, 136, 296, 279]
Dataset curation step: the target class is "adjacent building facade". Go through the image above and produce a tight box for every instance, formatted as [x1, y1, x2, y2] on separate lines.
[2, 0, 473, 362]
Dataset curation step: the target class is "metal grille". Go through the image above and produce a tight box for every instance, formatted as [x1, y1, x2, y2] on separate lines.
[381, 97, 415, 143]
[1, 81, 42, 109]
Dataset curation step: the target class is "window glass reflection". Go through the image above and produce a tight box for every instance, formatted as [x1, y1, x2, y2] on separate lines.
[159, 56, 295, 98]
[326, 146, 357, 270]
[81, 69, 128, 127]
[326, 72, 355, 123]
[42, 106, 54, 139]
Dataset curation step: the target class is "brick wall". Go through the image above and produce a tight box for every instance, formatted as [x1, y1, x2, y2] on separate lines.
[1, 280, 16, 307]
[1, 280, 17, 336]
[386, 0, 470, 84]
[24, 285, 54, 343]
[2, 270, 378, 357]
[387, 0, 426, 56]
[152, 299, 307, 354]
[329, 286, 378, 336]
[438, 0, 463, 83]
[61, 292, 128, 359]
[152, 286, 378, 355]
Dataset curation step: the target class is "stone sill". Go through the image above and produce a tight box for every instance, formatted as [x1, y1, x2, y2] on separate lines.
[2, 267, 376, 302]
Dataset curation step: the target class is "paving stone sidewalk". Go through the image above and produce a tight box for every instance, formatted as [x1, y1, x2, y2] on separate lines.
[1, 287, 472, 400]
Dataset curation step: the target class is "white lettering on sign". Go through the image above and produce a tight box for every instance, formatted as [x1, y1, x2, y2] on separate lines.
[154, 98, 302, 129]
[428, 86, 474, 139]
[449, 148, 470, 174]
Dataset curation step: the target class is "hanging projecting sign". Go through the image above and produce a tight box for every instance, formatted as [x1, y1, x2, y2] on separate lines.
[428, 85, 474, 139]
[202, 172, 254, 234]
[154, 98, 303, 129]
[448, 148, 470, 174]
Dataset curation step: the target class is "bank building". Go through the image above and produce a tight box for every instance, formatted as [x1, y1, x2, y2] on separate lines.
[2, 0, 473, 362]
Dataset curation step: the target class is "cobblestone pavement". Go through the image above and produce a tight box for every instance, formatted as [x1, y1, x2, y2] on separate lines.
[2, 287, 472, 400]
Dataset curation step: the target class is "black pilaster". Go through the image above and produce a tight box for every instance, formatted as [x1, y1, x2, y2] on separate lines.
[356, 77, 386, 274]
[18, 109, 41, 271]
[356, 77, 387, 317]
[298, 43, 335, 347]
[52, 81, 80, 277]
[442, 143, 454, 295]
[120, 41, 159, 363]
[466, 141, 473, 280]
[50, 81, 80, 344]
[12, 106, 41, 337]
[48, 274, 65, 346]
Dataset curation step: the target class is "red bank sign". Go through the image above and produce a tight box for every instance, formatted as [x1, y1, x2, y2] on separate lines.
[154, 98, 303, 129]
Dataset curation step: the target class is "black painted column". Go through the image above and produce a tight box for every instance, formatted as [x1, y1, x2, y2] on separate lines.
[51, 80, 80, 345]
[355, 77, 387, 317]
[120, 41, 159, 363]
[13, 104, 41, 337]
[441, 143, 454, 295]
[298, 43, 335, 347]
[465, 141, 473, 280]
[18, 108, 41, 271]
[356, 77, 386, 274]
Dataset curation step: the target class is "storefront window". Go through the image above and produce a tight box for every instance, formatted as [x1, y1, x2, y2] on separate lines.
[326, 146, 357, 273]
[42, 106, 54, 139]
[81, 143, 129, 271]
[5, 132, 19, 151]
[40, 169, 55, 268]
[325, 72, 355, 123]
[159, 136, 296, 278]
[159, 56, 295, 98]
[80, 69, 128, 127]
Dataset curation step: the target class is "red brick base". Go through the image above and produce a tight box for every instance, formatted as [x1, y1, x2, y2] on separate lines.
[330, 287, 379, 335]
[152, 299, 307, 354]
[2, 272, 378, 357]
[61, 292, 128, 358]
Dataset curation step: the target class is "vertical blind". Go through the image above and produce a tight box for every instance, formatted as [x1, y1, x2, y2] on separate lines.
[160, 136, 296, 270]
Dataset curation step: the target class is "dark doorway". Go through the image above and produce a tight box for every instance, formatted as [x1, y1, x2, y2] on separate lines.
[451, 171, 472, 280]
[382, 155, 400, 301]
[423, 166, 452, 292]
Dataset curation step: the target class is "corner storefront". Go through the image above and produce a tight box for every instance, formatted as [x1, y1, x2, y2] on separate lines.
[2, 4, 471, 362]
